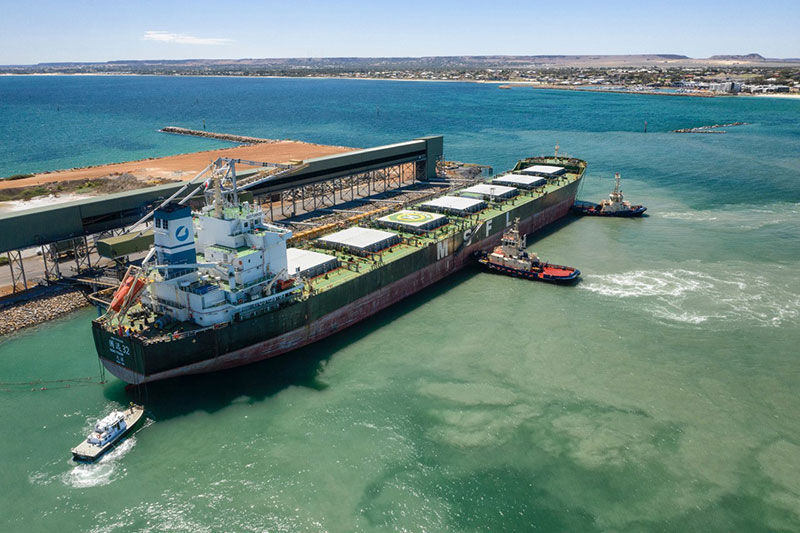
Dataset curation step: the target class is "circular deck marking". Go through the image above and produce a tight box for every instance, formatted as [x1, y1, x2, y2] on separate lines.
[386, 211, 436, 224]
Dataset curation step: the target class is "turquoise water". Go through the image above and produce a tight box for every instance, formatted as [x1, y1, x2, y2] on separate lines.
[1, 76, 799, 531]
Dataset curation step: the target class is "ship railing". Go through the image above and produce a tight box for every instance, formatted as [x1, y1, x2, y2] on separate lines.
[144, 321, 228, 343]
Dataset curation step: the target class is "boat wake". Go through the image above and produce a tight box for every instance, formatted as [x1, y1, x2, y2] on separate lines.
[579, 268, 800, 327]
[60, 417, 153, 488]
[61, 437, 137, 488]
[658, 202, 800, 230]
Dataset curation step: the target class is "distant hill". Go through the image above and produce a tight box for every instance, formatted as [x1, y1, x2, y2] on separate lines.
[2, 54, 797, 72]
[709, 53, 765, 60]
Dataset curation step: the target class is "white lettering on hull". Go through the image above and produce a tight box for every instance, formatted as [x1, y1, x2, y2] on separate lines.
[436, 239, 450, 260]
[109, 338, 130, 366]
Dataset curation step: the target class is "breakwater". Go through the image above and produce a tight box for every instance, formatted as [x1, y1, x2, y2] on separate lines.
[672, 122, 748, 133]
[0, 287, 89, 336]
[160, 127, 279, 144]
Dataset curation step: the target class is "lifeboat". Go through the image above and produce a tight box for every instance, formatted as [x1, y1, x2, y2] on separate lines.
[110, 272, 146, 312]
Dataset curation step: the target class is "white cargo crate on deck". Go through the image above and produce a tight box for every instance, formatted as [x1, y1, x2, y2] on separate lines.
[517, 164, 565, 177]
[491, 174, 547, 190]
[287, 248, 340, 278]
[316, 227, 400, 255]
[419, 196, 486, 216]
[460, 183, 518, 201]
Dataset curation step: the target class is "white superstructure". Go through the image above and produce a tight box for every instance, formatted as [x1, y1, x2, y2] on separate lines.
[140, 201, 301, 327]
[597, 172, 634, 213]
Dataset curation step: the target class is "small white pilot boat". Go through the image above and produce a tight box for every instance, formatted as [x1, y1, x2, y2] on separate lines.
[71, 404, 144, 462]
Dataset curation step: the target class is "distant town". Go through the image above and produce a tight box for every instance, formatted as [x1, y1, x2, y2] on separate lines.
[3, 54, 799, 95]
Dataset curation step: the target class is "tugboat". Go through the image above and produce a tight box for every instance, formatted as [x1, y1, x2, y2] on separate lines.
[475, 219, 580, 283]
[572, 172, 646, 217]
[71, 404, 144, 462]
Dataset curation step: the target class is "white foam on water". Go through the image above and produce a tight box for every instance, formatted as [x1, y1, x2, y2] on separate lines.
[59, 418, 152, 489]
[658, 202, 800, 230]
[62, 437, 136, 488]
[579, 270, 719, 298]
[580, 269, 800, 328]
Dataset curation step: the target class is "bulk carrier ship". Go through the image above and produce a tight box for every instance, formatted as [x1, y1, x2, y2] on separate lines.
[93, 155, 586, 384]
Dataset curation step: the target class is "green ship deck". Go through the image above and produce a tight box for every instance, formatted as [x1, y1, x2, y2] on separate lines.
[106, 157, 584, 345]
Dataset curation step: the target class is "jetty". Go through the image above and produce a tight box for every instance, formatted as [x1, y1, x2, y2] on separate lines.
[159, 127, 279, 144]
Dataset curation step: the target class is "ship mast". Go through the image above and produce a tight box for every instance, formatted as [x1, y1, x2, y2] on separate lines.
[214, 168, 223, 218]
[610, 172, 623, 203]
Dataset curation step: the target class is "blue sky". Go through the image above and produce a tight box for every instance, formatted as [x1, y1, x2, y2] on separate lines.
[2, 0, 798, 64]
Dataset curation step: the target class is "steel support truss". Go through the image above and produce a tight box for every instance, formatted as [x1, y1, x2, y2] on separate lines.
[7, 250, 27, 292]
[270, 161, 417, 220]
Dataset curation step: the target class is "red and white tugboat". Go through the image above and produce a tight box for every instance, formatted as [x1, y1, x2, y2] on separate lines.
[572, 172, 646, 217]
[475, 219, 580, 283]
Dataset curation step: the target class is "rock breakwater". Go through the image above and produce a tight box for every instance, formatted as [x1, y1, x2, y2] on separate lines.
[160, 127, 279, 144]
[0, 288, 90, 336]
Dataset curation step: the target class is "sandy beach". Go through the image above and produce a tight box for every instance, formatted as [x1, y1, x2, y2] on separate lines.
[0, 140, 353, 191]
[744, 93, 800, 99]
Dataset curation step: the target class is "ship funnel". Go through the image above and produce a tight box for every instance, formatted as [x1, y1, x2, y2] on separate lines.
[154, 203, 196, 279]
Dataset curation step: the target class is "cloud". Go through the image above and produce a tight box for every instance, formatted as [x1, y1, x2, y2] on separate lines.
[142, 31, 232, 45]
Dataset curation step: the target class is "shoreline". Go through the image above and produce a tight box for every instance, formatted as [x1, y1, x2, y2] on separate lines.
[0, 285, 90, 337]
[5, 72, 797, 99]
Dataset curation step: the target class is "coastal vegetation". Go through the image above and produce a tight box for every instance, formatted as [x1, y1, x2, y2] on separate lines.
[0, 185, 50, 202]
[3, 173, 35, 181]
[0, 174, 179, 202]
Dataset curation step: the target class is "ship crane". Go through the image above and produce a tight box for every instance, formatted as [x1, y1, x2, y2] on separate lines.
[128, 156, 305, 236]
[105, 156, 305, 321]
[123, 155, 305, 254]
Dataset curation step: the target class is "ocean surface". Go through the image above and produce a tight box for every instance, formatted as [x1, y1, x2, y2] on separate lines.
[1, 76, 799, 531]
